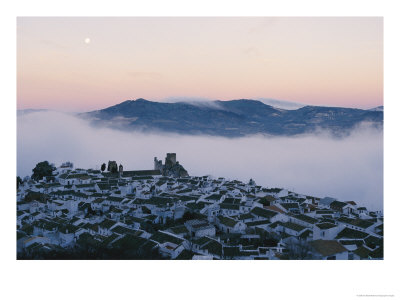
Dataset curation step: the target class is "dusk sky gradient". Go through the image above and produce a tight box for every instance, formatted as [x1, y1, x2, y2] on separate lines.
[17, 17, 383, 112]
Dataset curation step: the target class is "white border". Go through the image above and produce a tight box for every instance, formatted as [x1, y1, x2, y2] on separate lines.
[3, 1, 399, 299]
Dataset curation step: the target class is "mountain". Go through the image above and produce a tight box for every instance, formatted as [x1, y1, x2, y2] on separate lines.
[162, 97, 305, 110]
[368, 106, 384, 112]
[79, 98, 383, 137]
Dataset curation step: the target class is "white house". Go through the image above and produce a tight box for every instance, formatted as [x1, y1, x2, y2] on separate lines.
[185, 219, 216, 237]
[98, 219, 120, 236]
[290, 214, 319, 229]
[216, 215, 246, 234]
[58, 225, 77, 246]
[336, 217, 376, 233]
[159, 242, 185, 259]
[318, 197, 337, 209]
[277, 222, 308, 237]
[313, 222, 341, 240]
[203, 203, 220, 223]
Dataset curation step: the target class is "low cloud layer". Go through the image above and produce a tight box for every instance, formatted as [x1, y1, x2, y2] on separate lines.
[160, 96, 224, 109]
[17, 111, 383, 211]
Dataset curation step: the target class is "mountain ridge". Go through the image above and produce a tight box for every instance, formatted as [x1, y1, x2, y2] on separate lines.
[79, 98, 383, 137]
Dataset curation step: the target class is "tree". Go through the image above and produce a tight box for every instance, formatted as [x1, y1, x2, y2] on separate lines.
[185, 234, 195, 253]
[31, 161, 55, 181]
[85, 205, 96, 218]
[182, 211, 197, 222]
[23, 191, 49, 203]
[17, 176, 23, 189]
[101, 163, 106, 172]
[285, 238, 312, 260]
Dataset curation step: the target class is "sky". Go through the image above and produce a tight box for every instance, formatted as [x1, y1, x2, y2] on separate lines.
[17, 17, 383, 112]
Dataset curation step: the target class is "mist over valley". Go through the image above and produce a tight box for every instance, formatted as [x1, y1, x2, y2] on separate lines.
[17, 110, 383, 211]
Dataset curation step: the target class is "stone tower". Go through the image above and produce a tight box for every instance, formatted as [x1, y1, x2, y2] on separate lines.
[107, 161, 118, 173]
[165, 153, 177, 168]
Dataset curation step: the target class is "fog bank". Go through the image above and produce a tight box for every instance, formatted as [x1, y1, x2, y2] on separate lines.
[17, 111, 383, 211]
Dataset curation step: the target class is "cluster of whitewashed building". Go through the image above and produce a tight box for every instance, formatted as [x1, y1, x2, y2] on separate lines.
[17, 158, 383, 260]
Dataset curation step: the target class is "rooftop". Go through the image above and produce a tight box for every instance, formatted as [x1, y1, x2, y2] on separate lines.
[309, 240, 348, 256]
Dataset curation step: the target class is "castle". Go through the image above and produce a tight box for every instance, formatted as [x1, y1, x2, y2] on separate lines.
[154, 153, 189, 178]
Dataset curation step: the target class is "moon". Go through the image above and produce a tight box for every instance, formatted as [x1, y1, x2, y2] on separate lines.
[84, 38, 91, 44]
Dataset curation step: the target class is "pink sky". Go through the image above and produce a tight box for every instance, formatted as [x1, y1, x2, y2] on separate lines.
[17, 17, 383, 112]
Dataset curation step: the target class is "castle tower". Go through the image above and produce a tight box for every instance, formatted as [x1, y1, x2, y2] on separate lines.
[107, 160, 118, 172]
[165, 153, 177, 168]
[154, 157, 163, 171]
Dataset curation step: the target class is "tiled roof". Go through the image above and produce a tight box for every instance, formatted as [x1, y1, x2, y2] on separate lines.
[354, 245, 371, 259]
[280, 202, 300, 209]
[292, 214, 318, 224]
[266, 205, 286, 214]
[250, 207, 278, 219]
[217, 215, 238, 228]
[99, 219, 117, 229]
[335, 227, 368, 239]
[220, 203, 240, 210]
[337, 217, 375, 229]
[122, 170, 161, 177]
[150, 231, 184, 245]
[281, 222, 306, 232]
[315, 222, 337, 230]
[245, 220, 270, 227]
[310, 240, 348, 256]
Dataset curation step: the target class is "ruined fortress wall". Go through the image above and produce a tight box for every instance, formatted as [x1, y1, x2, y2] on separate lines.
[154, 157, 163, 171]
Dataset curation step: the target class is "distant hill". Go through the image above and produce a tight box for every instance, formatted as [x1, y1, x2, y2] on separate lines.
[17, 109, 48, 116]
[79, 99, 383, 137]
[368, 106, 384, 112]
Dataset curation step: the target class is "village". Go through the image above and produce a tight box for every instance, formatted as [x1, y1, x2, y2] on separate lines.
[16, 153, 383, 260]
